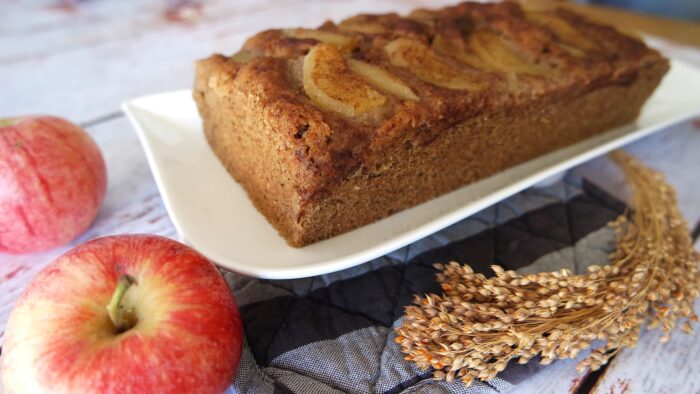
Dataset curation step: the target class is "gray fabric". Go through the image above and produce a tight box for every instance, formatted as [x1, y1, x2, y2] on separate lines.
[375, 322, 425, 393]
[224, 173, 623, 393]
[229, 344, 276, 394]
[226, 275, 294, 308]
[265, 368, 346, 394]
[271, 327, 389, 393]
[517, 225, 616, 275]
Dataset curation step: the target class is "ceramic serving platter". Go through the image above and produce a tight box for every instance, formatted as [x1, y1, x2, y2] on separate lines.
[123, 59, 700, 279]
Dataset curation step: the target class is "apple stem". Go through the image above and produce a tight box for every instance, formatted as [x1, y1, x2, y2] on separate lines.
[107, 275, 137, 333]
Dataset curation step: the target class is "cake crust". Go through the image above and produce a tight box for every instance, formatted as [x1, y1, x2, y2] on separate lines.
[194, 1, 668, 247]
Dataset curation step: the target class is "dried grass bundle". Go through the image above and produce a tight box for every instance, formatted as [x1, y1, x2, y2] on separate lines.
[395, 151, 700, 386]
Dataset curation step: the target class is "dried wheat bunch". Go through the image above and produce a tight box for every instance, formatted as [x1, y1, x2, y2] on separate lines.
[395, 151, 700, 386]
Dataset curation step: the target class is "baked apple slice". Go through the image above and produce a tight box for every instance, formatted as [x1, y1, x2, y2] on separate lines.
[230, 50, 256, 63]
[303, 44, 387, 117]
[384, 38, 483, 90]
[338, 16, 388, 34]
[431, 34, 494, 71]
[284, 28, 356, 51]
[525, 12, 598, 53]
[468, 30, 551, 76]
[346, 59, 419, 101]
[407, 9, 438, 27]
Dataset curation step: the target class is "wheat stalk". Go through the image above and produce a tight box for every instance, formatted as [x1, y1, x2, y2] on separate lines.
[395, 151, 700, 386]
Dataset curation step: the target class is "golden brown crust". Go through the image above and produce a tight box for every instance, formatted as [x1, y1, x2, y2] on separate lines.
[194, 1, 668, 247]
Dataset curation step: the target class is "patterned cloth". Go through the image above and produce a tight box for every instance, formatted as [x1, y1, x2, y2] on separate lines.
[223, 172, 625, 393]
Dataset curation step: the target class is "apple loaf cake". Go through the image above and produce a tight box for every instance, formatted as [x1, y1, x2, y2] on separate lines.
[194, 1, 668, 247]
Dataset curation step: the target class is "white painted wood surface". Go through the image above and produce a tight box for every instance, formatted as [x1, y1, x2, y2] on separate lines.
[1, 1, 699, 392]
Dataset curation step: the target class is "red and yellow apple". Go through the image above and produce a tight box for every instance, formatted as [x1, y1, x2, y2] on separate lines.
[2, 234, 244, 394]
[0, 116, 107, 254]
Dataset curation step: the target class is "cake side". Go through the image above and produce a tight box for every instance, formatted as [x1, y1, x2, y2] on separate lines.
[194, 56, 312, 245]
[194, 1, 669, 247]
[296, 58, 667, 245]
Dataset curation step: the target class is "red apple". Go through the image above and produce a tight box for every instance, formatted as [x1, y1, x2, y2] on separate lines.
[2, 234, 243, 394]
[0, 116, 107, 254]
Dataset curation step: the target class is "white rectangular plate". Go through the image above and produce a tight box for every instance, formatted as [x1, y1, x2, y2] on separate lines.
[123, 59, 700, 279]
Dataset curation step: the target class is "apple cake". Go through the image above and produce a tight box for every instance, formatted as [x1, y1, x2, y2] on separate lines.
[193, 1, 668, 247]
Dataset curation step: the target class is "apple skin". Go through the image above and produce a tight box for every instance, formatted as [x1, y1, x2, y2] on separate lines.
[0, 116, 107, 254]
[1, 234, 244, 394]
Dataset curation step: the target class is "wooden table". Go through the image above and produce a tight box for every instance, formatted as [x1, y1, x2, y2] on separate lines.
[1, 1, 699, 393]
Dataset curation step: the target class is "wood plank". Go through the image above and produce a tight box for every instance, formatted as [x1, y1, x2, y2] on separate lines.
[0, 0, 454, 63]
[590, 298, 700, 394]
[0, 0, 310, 63]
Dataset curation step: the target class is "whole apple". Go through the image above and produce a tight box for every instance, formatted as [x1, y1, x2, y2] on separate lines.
[2, 234, 243, 394]
[0, 116, 107, 254]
